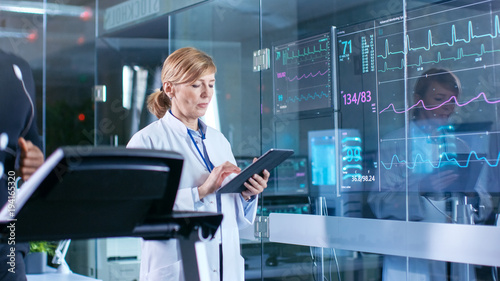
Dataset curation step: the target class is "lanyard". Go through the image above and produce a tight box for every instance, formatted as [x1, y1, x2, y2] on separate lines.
[187, 121, 221, 213]
[179, 115, 221, 214]
[187, 122, 213, 173]
[168, 110, 214, 172]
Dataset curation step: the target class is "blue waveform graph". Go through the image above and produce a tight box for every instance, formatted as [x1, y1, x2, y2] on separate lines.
[378, 44, 500, 72]
[285, 91, 330, 103]
[281, 42, 329, 65]
[378, 15, 500, 60]
[380, 151, 500, 170]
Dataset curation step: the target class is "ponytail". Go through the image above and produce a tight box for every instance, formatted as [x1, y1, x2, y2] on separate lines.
[147, 89, 171, 119]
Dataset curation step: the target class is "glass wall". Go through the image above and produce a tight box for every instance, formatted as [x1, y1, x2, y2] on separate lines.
[168, 1, 263, 279]
[1, 0, 499, 281]
[0, 0, 97, 277]
[265, 0, 500, 281]
[0, 0, 45, 151]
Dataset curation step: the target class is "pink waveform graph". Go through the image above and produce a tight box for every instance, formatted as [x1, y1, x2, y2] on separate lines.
[379, 92, 500, 114]
[286, 69, 329, 82]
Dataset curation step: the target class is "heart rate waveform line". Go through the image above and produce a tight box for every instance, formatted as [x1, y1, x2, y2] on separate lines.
[379, 92, 500, 114]
[378, 15, 500, 60]
[279, 69, 329, 82]
[280, 43, 329, 65]
[380, 151, 500, 170]
[378, 44, 500, 72]
[282, 91, 330, 103]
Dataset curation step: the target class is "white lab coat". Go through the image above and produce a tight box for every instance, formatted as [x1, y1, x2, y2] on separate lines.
[127, 112, 258, 281]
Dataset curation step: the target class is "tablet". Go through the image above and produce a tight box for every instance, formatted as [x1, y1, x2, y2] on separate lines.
[217, 149, 294, 194]
[424, 153, 485, 194]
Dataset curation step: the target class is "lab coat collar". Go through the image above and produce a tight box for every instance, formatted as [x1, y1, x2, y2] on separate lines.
[162, 110, 209, 138]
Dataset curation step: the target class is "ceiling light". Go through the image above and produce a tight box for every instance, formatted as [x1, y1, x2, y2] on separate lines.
[0, 1, 92, 19]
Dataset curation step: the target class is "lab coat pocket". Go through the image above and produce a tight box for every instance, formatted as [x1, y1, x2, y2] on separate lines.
[146, 260, 184, 281]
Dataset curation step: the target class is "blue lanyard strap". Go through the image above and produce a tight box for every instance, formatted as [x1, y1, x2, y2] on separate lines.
[187, 120, 221, 214]
[187, 124, 213, 173]
[168, 111, 214, 173]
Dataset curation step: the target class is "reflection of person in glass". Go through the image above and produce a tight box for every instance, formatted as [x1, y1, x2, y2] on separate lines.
[406, 68, 462, 198]
[0, 50, 45, 281]
[127, 47, 269, 281]
[369, 68, 492, 281]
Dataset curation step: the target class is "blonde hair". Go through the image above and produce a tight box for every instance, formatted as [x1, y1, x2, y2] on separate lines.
[147, 47, 217, 118]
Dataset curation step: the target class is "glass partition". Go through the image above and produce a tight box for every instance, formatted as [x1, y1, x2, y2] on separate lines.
[2, 1, 499, 281]
[0, 0, 97, 278]
[262, 0, 499, 280]
[90, 0, 500, 280]
[45, 0, 96, 154]
[0, 0, 45, 151]
[169, 1, 263, 279]
[169, 0, 261, 157]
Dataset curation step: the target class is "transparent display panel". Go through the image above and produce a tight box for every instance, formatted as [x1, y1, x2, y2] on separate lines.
[5, 0, 498, 281]
[372, 1, 500, 224]
[262, 0, 499, 281]
[273, 32, 333, 114]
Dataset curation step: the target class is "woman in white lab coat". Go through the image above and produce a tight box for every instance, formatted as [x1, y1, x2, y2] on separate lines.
[127, 47, 269, 281]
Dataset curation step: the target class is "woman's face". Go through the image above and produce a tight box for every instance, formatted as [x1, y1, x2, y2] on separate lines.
[168, 73, 215, 123]
[415, 81, 457, 125]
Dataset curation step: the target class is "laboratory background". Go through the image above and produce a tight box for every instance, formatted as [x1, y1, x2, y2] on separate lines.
[1, 0, 499, 280]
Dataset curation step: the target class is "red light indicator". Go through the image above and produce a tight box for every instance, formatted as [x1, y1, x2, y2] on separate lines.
[80, 9, 93, 21]
[27, 31, 38, 42]
[78, 113, 85, 121]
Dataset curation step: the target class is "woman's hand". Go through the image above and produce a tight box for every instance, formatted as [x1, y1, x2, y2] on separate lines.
[18, 137, 44, 181]
[198, 161, 241, 199]
[241, 158, 270, 201]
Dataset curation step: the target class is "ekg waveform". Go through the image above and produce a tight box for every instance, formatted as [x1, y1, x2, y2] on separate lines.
[379, 92, 500, 114]
[378, 44, 500, 72]
[378, 15, 500, 59]
[284, 91, 330, 103]
[281, 43, 329, 65]
[381, 151, 500, 170]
